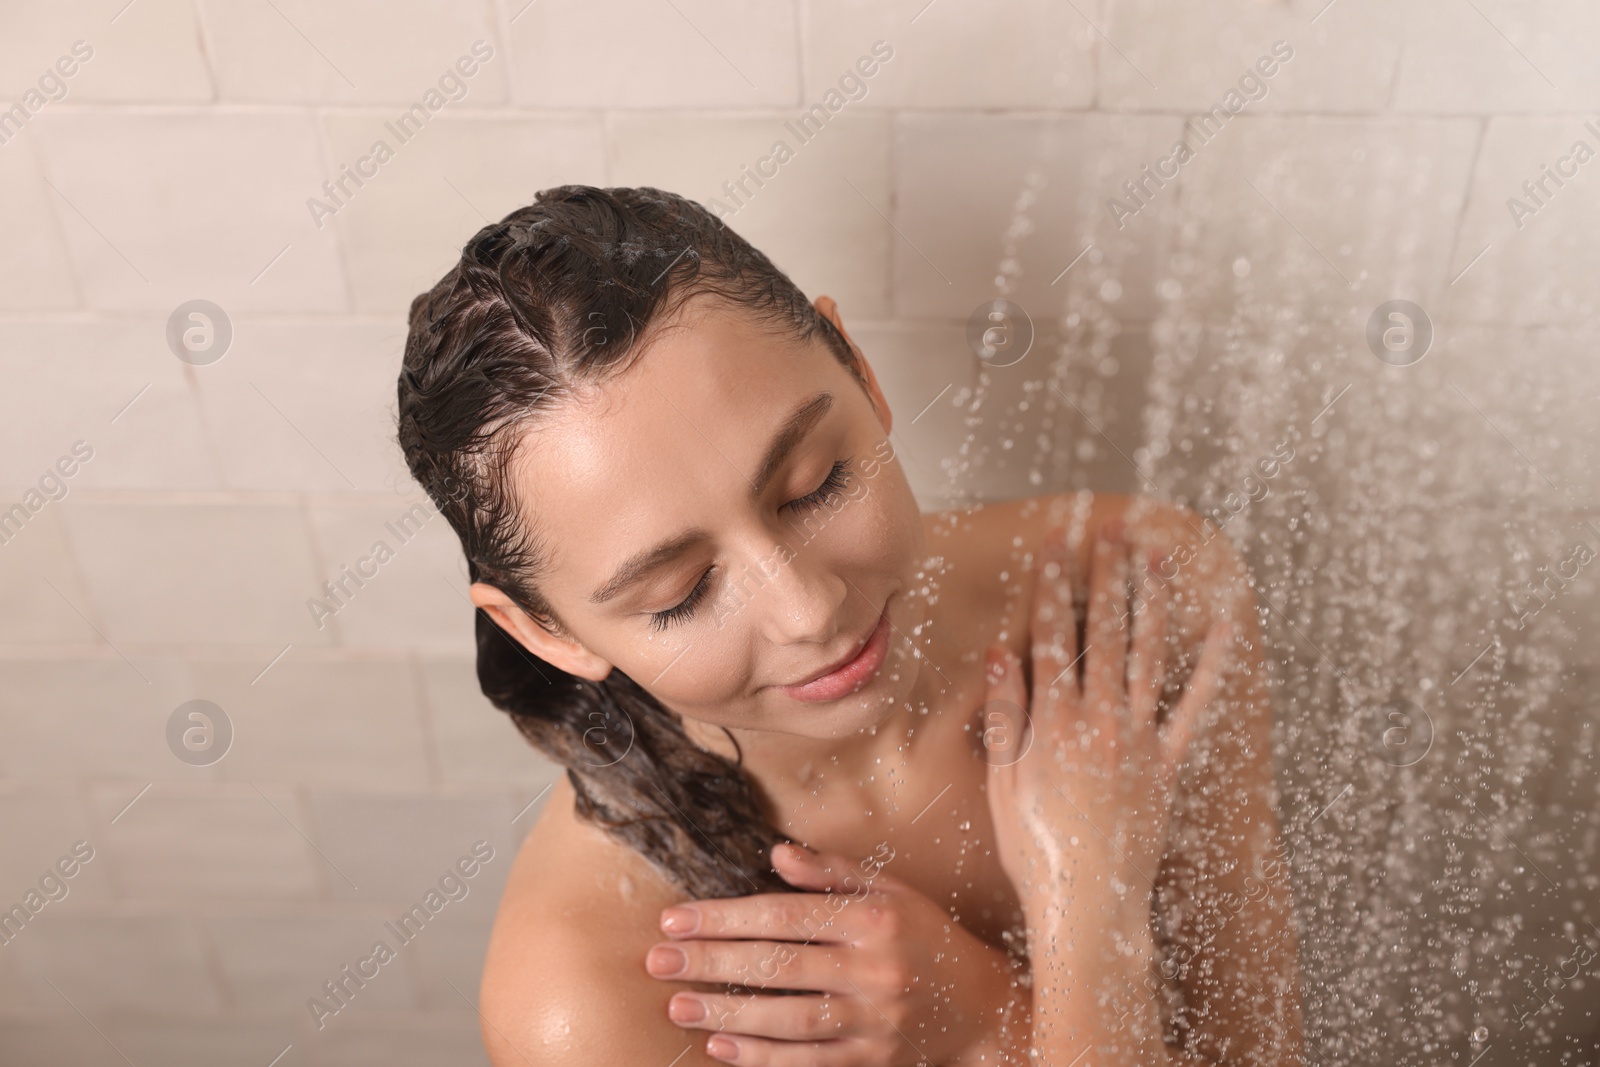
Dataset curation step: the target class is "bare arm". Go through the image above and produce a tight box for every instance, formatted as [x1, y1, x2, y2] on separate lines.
[1144, 504, 1306, 1067]
[480, 902, 725, 1067]
[980, 511, 1299, 1067]
[478, 788, 734, 1067]
[981, 516, 1194, 1065]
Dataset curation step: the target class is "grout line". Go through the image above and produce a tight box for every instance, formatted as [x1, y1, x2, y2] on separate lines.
[190, 0, 221, 104]
[1440, 115, 1490, 289]
[792, 0, 806, 108]
[32, 101, 1600, 119]
[1383, 41, 1405, 111]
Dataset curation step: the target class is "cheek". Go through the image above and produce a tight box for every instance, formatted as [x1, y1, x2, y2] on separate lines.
[610, 464, 921, 713]
[796, 469, 914, 584]
[844, 444, 921, 534]
[866, 457, 926, 571]
[619, 590, 760, 714]
[652, 639, 752, 710]
[772, 455, 916, 583]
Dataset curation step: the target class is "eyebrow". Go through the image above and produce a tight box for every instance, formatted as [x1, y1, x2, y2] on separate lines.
[587, 390, 835, 606]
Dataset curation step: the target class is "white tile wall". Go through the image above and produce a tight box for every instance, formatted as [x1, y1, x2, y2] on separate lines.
[1173, 114, 1481, 318]
[57, 499, 331, 646]
[0, 1, 213, 104]
[418, 656, 567, 790]
[189, 318, 415, 493]
[0, 781, 116, 904]
[320, 114, 606, 315]
[300, 1011, 488, 1067]
[611, 111, 894, 318]
[0, 317, 217, 490]
[113, 1020, 307, 1067]
[0, 511, 106, 645]
[1390, 0, 1600, 113]
[208, 911, 423, 1013]
[0, 135, 80, 309]
[1099, 0, 1400, 113]
[302, 789, 517, 908]
[502, 0, 800, 109]
[3, 1, 1594, 1063]
[1451, 116, 1600, 327]
[31, 111, 349, 313]
[0, 660, 194, 781]
[85, 782, 324, 899]
[199, 0, 509, 106]
[6, 911, 222, 1014]
[803, 0, 1099, 110]
[845, 319, 975, 506]
[892, 112, 1185, 321]
[199, 656, 435, 789]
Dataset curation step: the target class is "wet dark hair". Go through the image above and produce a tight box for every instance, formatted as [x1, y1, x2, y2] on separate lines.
[396, 185, 872, 900]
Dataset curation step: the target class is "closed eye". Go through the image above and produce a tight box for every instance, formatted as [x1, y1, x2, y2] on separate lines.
[645, 457, 856, 631]
[785, 457, 852, 514]
[647, 565, 716, 632]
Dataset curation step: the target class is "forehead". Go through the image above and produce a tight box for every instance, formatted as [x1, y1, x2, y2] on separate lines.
[514, 299, 838, 586]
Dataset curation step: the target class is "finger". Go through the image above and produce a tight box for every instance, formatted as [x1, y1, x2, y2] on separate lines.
[1127, 547, 1171, 733]
[771, 844, 899, 899]
[1030, 522, 1080, 708]
[646, 938, 854, 994]
[1158, 619, 1233, 789]
[981, 644, 1032, 770]
[661, 889, 855, 944]
[1084, 518, 1132, 725]
[981, 647, 1019, 845]
[668, 990, 867, 1042]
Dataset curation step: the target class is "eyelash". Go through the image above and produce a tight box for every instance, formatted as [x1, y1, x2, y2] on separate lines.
[789, 457, 854, 514]
[646, 458, 855, 632]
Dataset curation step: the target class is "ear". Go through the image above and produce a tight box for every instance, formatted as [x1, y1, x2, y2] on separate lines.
[813, 294, 892, 436]
[468, 581, 614, 682]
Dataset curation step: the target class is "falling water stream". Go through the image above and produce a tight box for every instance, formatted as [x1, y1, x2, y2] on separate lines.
[916, 119, 1595, 1066]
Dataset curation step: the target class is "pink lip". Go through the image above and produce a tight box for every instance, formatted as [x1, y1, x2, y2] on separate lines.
[775, 599, 893, 703]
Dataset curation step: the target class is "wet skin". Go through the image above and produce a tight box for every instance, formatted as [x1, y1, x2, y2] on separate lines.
[471, 292, 1303, 1066]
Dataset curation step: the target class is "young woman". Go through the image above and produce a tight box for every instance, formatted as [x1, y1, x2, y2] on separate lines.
[396, 186, 1304, 1066]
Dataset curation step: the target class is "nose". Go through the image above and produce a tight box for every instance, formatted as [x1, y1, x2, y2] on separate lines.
[750, 539, 849, 647]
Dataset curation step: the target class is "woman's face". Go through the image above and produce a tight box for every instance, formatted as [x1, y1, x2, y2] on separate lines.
[475, 292, 933, 741]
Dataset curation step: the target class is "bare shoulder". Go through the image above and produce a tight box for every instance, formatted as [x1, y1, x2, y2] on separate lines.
[477, 775, 727, 1067]
[922, 490, 1259, 656]
[923, 489, 1236, 577]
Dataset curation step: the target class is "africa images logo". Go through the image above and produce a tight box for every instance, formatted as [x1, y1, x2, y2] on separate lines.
[705, 40, 895, 221]
[305, 40, 495, 229]
[1105, 40, 1295, 229]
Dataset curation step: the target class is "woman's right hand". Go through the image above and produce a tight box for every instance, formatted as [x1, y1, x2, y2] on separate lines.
[981, 517, 1232, 925]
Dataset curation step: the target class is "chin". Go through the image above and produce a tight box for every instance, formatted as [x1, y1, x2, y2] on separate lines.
[777, 692, 902, 741]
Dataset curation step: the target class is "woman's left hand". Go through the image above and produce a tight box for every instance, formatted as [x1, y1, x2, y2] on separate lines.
[645, 842, 1022, 1066]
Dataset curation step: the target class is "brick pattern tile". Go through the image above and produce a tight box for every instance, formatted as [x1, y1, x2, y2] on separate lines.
[3, 1, 1593, 1062]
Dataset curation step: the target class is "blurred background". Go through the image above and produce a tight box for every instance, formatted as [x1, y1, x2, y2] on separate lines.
[1, 0, 1596, 1064]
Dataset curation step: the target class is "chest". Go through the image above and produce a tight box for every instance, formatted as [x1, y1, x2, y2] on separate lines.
[773, 704, 1027, 953]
